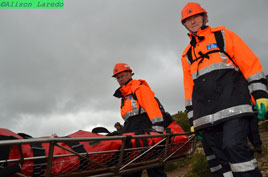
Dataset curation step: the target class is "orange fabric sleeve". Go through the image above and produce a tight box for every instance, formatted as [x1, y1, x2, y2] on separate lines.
[134, 84, 163, 121]
[181, 54, 194, 105]
[225, 29, 263, 80]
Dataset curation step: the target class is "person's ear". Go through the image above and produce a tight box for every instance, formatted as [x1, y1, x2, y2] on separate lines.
[204, 15, 208, 23]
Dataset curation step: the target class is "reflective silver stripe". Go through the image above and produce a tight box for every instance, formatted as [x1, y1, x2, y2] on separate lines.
[220, 30, 227, 63]
[192, 62, 236, 80]
[71, 144, 83, 149]
[123, 97, 145, 121]
[187, 110, 193, 119]
[31, 146, 45, 151]
[152, 126, 164, 132]
[185, 99, 192, 107]
[206, 154, 216, 161]
[230, 159, 257, 172]
[247, 72, 265, 82]
[186, 53, 192, 65]
[223, 171, 234, 177]
[123, 108, 146, 121]
[210, 164, 222, 172]
[220, 52, 228, 63]
[222, 30, 226, 50]
[219, 30, 238, 71]
[248, 82, 268, 93]
[151, 117, 164, 124]
[193, 105, 253, 128]
[131, 98, 138, 109]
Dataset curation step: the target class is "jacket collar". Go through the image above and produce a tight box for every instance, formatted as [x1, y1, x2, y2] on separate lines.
[113, 79, 148, 98]
[113, 79, 133, 98]
[188, 25, 211, 47]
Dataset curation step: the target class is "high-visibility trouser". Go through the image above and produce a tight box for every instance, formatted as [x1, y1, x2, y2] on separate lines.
[202, 117, 262, 177]
[202, 137, 233, 177]
[248, 114, 262, 148]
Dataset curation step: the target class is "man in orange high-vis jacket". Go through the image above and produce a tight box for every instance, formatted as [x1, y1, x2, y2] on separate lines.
[180, 2, 268, 177]
[112, 63, 167, 177]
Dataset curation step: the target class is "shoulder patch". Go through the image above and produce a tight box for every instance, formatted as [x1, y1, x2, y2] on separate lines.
[211, 25, 226, 32]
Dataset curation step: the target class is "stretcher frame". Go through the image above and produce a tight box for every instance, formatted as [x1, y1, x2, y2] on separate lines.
[0, 132, 197, 177]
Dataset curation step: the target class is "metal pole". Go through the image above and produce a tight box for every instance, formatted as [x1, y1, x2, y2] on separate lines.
[120, 138, 166, 170]
[163, 135, 194, 162]
[117, 136, 126, 170]
[163, 135, 170, 160]
[46, 140, 55, 177]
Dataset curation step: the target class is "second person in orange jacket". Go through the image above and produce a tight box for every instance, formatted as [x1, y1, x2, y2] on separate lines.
[113, 63, 165, 133]
[112, 62, 167, 177]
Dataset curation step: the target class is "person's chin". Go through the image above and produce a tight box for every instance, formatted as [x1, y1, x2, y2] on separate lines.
[190, 27, 199, 33]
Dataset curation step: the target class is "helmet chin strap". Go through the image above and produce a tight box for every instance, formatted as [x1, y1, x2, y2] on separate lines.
[202, 15, 207, 27]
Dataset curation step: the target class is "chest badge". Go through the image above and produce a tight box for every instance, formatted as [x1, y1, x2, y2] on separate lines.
[207, 43, 218, 50]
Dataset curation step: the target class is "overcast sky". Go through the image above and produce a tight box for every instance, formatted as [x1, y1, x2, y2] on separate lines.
[0, 0, 267, 137]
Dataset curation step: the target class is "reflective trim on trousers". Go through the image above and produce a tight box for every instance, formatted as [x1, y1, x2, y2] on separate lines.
[185, 99, 192, 107]
[247, 72, 265, 83]
[248, 82, 268, 93]
[230, 159, 258, 173]
[206, 154, 216, 161]
[123, 108, 146, 121]
[192, 63, 236, 80]
[223, 171, 234, 177]
[187, 110, 193, 119]
[193, 105, 253, 128]
[210, 164, 222, 173]
[151, 117, 164, 124]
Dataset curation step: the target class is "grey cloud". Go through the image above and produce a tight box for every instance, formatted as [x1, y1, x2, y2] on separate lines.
[0, 0, 267, 136]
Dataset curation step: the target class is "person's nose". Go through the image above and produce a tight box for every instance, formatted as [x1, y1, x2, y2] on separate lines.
[190, 18, 196, 24]
[118, 78, 124, 85]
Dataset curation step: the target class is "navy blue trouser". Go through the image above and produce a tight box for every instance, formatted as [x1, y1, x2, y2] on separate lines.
[202, 138, 232, 177]
[122, 166, 167, 177]
[248, 114, 262, 148]
[202, 117, 262, 177]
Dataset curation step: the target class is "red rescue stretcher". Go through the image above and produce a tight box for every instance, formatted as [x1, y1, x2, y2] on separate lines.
[0, 121, 196, 177]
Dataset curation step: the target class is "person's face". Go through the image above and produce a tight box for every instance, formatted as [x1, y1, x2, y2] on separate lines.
[184, 14, 207, 33]
[115, 71, 132, 86]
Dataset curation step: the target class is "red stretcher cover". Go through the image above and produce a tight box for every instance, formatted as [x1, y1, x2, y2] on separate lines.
[0, 121, 190, 177]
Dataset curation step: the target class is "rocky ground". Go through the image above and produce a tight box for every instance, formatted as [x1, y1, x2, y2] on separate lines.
[153, 121, 268, 177]
[255, 129, 268, 177]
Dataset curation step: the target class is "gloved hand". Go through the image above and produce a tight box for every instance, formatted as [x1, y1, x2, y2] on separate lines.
[190, 126, 203, 140]
[190, 126, 195, 134]
[255, 98, 268, 120]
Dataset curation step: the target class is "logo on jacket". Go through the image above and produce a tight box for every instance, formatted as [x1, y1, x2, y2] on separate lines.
[125, 95, 132, 101]
[207, 43, 218, 50]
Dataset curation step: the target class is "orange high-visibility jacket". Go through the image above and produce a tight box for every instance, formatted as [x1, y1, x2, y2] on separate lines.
[181, 25, 268, 130]
[114, 79, 164, 132]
